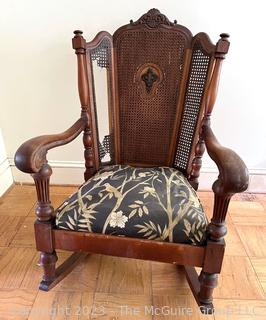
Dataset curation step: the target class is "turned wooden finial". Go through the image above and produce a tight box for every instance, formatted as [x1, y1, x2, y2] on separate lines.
[72, 29, 88, 108]
[74, 29, 83, 35]
[215, 33, 230, 59]
[220, 32, 229, 38]
[202, 33, 230, 121]
[72, 30, 86, 52]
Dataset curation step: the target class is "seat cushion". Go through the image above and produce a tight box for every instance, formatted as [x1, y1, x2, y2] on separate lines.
[56, 165, 208, 245]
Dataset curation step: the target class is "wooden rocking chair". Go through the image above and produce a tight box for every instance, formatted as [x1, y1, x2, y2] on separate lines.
[15, 9, 249, 314]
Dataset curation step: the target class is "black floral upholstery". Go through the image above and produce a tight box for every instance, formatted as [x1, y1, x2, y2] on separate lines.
[56, 165, 208, 245]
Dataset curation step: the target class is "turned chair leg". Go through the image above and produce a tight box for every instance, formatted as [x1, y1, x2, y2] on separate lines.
[39, 251, 58, 290]
[32, 165, 88, 291]
[198, 271, 217, 314]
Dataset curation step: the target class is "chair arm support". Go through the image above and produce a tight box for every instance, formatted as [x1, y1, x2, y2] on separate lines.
[202, 124, 249, 196]
[15, 117, 86, 174]
[202, 122, 249, 241]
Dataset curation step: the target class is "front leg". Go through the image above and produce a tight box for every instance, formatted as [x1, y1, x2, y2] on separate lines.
[32, 164, 89, 291]
[32, 164, 57, 290]
[183, 266, 217, 314]
[39, 251, 58, 290]
[197, 192, 231, 313]
[198, 271, 217, 313]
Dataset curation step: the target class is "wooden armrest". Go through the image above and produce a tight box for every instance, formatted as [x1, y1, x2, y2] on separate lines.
[202, 124, 249, 196]
[15, 117, 86, 174]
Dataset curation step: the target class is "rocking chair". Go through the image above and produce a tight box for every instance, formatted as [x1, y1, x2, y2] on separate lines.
[15, 9, 249, 314]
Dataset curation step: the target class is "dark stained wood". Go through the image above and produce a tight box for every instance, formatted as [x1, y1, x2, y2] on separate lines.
[31, 164, 53, 222]
[168, 48, 192, 166]
[192, 32, 216, 55]
[112, 44, 121, 164]
[13, 8, 249, 315]
[188, 135, 206, 190]
[15, 118, 86, 174]
[72, 30, 100, 180]
[39, 252, 88, 291]
[202, 122, 249, 243]
[203, 240, 225, 274]
[189, 33, 247, 311]
[198, 271, 217, 313]
[34, 221, 53, 253]
[31, 164, 58, 286]
[53, 229, 205, 266]
[186, 36, 216, 183]
[184, 265, 200, 297]
[85, 31, 115, 166]
[183, 265, 214, 314]
[113, 9, 193, 168]
[202, 125, 249, 196]
[39, 251, 58, 290]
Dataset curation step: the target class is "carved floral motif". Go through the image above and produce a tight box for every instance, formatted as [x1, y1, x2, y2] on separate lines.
[141, 68, 158, 93]
[131, 8, 175, 28]
[136, 63, 163, 97]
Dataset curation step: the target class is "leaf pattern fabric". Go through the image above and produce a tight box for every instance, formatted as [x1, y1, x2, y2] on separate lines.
[55, 165, 208, 245]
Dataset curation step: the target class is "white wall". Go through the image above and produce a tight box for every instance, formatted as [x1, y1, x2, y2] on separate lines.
[0, 129, 13, 196]
[0, 0, 265, 190]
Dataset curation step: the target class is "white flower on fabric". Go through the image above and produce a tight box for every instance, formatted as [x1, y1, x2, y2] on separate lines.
[110, 211, 128, 228]
[138, 171, 153, 178]
[143, 186, 156, 193]
[138, 172, 147, 177]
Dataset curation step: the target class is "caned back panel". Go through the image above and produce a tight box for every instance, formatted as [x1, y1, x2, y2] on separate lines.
[174, 40, 213, 173]
[87, 10, 216, 175]
[113, 25, 191, 166]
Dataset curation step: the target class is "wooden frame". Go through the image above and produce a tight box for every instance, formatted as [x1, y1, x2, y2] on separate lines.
[14, 9, 249, 314]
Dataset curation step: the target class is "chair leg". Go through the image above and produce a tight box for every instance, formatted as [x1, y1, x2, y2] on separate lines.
[39, 251, 58, 290]
[183, 266, 217, 314]
[198, 271, 217, 314]
[39, 251, 88, 291]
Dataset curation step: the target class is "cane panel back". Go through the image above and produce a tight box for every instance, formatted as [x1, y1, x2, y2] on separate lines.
[85, 9, 216, 177]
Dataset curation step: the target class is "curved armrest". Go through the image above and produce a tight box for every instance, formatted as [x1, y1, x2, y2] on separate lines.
[15, 117, 86, 174]
[202, 124, 249, 196]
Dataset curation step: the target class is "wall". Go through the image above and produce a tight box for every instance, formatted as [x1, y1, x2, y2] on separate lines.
[0, 129, 13, 196]
[0, 0, 265, 191]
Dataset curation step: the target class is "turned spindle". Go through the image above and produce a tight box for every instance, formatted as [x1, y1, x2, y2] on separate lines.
[72, 30, 98, 180]
[189, 136, 206, 190]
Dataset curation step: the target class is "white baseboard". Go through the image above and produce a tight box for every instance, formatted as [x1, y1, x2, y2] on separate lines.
[11, 160, 85, 185]
[0, 158, 14, 196]
[9, 158, 266, 193]
[200, 168, 266, 193]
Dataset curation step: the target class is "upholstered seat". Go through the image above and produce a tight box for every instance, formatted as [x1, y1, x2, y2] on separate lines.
[56, 165, 208, 245]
